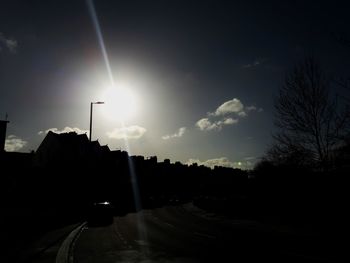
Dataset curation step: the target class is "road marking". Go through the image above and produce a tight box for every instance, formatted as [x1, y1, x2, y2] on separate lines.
[55, 222, 86, 263]
[113, 218, 144, 250]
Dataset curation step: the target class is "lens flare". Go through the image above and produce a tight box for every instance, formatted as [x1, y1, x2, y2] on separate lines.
[87, 0, 148, 255]
[102, 86, 137, 121]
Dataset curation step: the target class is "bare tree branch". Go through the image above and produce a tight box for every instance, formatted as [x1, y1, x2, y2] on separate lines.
[270, 57, 349, 170]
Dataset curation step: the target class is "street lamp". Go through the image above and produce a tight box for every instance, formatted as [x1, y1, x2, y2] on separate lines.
[89, 101, 104, 141]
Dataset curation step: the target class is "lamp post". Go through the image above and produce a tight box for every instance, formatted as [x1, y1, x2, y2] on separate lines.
[89, 101, 104, 141]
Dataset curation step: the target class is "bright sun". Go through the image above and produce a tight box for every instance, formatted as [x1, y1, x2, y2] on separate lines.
[101, 86, 137, 121]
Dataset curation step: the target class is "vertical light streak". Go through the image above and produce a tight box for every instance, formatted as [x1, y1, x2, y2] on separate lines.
[86, 0, 148, 255]
[86, 0, 115, 87]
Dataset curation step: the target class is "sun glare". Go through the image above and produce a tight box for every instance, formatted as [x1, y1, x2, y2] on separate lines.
[102, 86, 137, 121]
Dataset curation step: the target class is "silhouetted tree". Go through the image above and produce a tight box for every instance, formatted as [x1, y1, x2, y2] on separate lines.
[266, 143, 314, 170]
[271, 57, 349, 170]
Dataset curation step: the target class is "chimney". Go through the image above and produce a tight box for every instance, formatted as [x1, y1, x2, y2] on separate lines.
[0, 119, 9, 152]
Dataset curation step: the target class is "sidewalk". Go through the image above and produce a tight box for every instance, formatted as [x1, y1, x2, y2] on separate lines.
[17, 223, 82, 263]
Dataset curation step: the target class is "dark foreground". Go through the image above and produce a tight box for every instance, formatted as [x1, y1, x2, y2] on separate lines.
[74, 204, 346, 263]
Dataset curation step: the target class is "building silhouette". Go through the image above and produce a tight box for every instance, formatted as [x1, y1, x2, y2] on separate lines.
[0, 119, 9, 152]
[34, 131, 110, 167]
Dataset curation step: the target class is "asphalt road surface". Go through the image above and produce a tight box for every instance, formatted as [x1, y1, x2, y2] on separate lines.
[73, 203, 345, 263]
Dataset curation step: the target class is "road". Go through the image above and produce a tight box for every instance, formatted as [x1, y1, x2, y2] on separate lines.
[73, 203, 344, 263]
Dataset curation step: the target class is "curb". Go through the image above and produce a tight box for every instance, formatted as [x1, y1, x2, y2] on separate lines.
[55, 222, 86, 263]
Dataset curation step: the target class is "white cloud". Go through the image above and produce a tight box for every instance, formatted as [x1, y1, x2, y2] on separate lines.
[0, 32, 18, 53]
[196, 98, 261, 132]
[38, 127, 88, 135]
[222, 118, 238, 125]
[5, 135, 27, 152]
[238, 111, 247, 117]
[187, 157, 253, 169]
[242, 58, 268, 69]
[246, 105, 257, 111]
[243, 60, 260, 68]
[214, 98, 244, 116]
[213, 100, 263, 118]
[196, 117, 238, 131]
[107, 125, 146, 140]
[244, 156, 256, 161]
[245, 105, 263, 112]
[196, 118, 217, 131]
[162, 127, 186, 140]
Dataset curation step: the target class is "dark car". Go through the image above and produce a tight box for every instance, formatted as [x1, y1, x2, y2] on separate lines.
[87, 201, 114, 227]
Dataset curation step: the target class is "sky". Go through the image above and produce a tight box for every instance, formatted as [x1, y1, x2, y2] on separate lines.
[1, 0, 350, 169]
